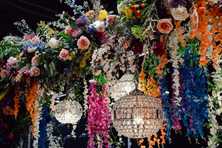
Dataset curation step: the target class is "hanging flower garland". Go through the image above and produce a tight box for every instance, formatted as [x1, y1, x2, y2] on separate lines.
[207, 6, 222, 69]
[168, 30, 182, 109]
[179, 40, 208, 136]
[196, 0, 212, 66]
[208, 68, 222, 147]
[25, 80, 40, 136]
[87, 80, 111, 148]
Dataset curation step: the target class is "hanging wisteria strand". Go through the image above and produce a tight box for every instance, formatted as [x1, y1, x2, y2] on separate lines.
[179, 40, 208, 137]
[167, 30, 183, 130]
[208, 68, 222, 147]
[38, 106, 50, 148]
[47, 121, 62, 148]
[87, 80, 111, 148]
[159, 75, 173, 141]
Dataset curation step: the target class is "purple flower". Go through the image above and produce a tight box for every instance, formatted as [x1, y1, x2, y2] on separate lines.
[76, 16, 89, 27]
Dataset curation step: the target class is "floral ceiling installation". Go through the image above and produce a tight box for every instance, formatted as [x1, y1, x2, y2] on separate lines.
[1, 0, 222, 147]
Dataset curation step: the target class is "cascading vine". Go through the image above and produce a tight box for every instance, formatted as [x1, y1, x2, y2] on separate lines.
[87, 80, 111, 148]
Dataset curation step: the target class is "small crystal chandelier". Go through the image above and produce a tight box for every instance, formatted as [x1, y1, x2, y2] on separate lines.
[54, 99, 83, 125]
[112, 90, 163, 139]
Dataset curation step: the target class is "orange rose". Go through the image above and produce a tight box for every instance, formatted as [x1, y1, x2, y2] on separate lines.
[157, 19, 173, 34]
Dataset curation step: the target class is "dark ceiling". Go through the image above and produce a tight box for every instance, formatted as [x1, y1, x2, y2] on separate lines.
[0, 0, 117, 38]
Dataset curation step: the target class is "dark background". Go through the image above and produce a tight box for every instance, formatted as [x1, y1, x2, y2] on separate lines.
[0, 0, 208, 148]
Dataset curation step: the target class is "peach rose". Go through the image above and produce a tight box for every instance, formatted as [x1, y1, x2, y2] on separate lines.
[59, 48, 70, 61]
[157, 19, 173, 34]
[30, 66, 40, 77]
[31, 55, 39, 66]
[77, 36, 91, 50]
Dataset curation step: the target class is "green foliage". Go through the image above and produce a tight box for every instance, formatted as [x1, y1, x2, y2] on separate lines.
[131, 25, 144, 41]
[95, 73, 107, 85]
[0, 40, 21, 60]
[143, 52, 159, 79]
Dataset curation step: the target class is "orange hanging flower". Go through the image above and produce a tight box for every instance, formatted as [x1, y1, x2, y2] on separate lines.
[196, 0, 212, 66]
[208, 6, 222, 68]
[145, 77, 161, 97]
[13, 91, 20, 119]
[138, 68, 146, 92]
[25, 81, 39, 135]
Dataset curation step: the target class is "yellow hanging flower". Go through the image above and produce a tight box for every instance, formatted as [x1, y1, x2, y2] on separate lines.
[98, 10, 108, 20]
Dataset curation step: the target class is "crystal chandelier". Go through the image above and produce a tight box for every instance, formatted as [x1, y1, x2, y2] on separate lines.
[112, 90, 163, 139]
[54, 99, 83, 125]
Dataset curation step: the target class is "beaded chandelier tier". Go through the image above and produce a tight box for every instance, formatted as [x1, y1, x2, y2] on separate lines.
[112, 90, 163, 139]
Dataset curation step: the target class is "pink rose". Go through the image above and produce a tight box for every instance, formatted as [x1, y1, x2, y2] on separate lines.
[157, 19, 173, 34]
[59, 48, 70, 61]
[23, 34, 35, 40]
[107, 15, 117, 25]
[77, 36, 91, 50]
[30, 66, 40, 77]
[6, 57, 17, 67]
[65, 26, 82, 37]
[31, 55, 39, 66]
[31, 36, 40, 44]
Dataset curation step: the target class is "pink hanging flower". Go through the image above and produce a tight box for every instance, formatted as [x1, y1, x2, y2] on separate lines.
[87, 81, 111, 148]
[157, 19, 173, 34]
[30, 66, 40, 77]
[59, 48, 70, 61]
[77, 36, 91, 50]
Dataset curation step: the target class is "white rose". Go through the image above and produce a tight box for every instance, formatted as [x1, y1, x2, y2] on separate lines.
[48, 38, 60, 49]
[27, 47, 36, 53]
[92, 21, 105, 32]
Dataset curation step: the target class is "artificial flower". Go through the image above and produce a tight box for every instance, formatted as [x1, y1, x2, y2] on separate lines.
[77, 36, 91, 50]
[157, 19, 173, 34]
[27, 47, 36, 53]
[0, 69, 9, 78]
[98, 10, 108, 20]
[6, 57, 17, 67]
[85, 10, 95, 19]
[170, 6, 189, 21]
[23, 33, 35, 40]
[92, 20, 106, 32]
[107, 15, 117, 25]
[208, 0, 219, 4]
[30, 66, 41, 77]
[31, 55, 39, 66]
[65, 26, 82, 37]
[76, 16, 89, 27]
[59, 48, 70, 61]
[31, 36, 41, 44]
[48, 38, 60, 49]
